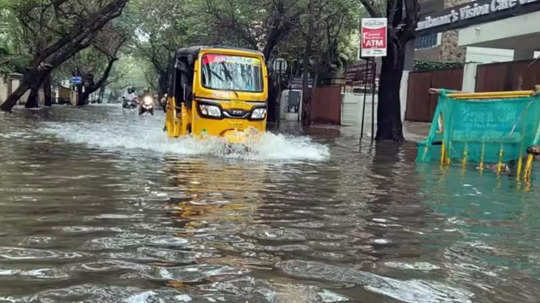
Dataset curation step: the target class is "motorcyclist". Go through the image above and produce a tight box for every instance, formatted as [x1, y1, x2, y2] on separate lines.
[122, 87, 138, 108]
[139, 88, 155, 115]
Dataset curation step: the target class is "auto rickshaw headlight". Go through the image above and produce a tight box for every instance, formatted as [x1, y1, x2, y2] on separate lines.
[199, 104, 222, 118]
[251, 108, 267, 120]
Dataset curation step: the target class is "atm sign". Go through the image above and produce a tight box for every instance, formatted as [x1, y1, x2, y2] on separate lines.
[361, 18, 387, 57]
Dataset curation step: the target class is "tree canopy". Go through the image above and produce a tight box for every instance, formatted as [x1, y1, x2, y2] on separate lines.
[0, 0, 370, 110]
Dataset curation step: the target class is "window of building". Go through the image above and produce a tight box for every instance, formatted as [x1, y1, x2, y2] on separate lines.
[415, 33, 442, 50]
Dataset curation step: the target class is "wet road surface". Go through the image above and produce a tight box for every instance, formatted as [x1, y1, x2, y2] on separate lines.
[0, 105, 539, 302]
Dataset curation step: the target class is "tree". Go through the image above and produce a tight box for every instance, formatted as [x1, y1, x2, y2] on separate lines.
[56, 25, 128, 105]
[0, 4, 37, 101]
[273, 0, 359, 125]
[204, 0, 303, 61]
[0, 0, 129, 112]
[81, 27, 127, 105]
[359, 0, 419, 142]
[104, 54, 152, 99]
[9, 0, 60, 107]
[125, 0, 213, 100]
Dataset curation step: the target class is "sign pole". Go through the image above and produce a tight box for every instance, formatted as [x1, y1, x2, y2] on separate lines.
[277, 73, 281, 128]
[360, 60, 368, 140]
[272, 58, 288, 129]
[360, 17, 387, 143]
[370, 58, 376, 142]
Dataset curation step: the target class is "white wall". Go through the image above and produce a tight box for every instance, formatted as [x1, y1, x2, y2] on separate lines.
[400, 71, 409, 122]
[0, 77, 7, 103]
[341, 92, 377, 128]
[0, 75, 30, 105]
[462, 63, 478, 92]
[459, 11, 540, 47]
[465, 47, 514, 63]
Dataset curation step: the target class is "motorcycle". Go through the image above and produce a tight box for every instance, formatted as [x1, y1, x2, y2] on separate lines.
[122, 96, 138, 109]
[139, 95, 154, 116]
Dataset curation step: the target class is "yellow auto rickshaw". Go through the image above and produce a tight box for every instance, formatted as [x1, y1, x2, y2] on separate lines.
[165, 46, 268, 144]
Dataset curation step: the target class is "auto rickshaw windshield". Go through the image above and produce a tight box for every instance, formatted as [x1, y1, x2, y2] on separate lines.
[201, 54, 263, 92]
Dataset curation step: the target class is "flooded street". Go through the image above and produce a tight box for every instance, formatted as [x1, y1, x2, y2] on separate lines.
[0, 105, 539, 302]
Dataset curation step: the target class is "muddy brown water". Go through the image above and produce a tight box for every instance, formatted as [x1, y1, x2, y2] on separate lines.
[0, 105, 539, 302]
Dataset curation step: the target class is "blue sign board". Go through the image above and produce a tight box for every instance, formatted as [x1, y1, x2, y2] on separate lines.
[72, 76, 82, 84]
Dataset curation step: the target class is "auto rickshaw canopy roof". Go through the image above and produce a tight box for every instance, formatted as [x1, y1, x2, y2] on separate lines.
[175, 46, 265, 68]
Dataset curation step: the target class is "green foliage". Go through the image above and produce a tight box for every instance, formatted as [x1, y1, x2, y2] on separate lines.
[0, 0, 11, 9]
[116, 0, 214, 92]
[107, 55, 154, 92]
[0, 6, 26, 73]
[1, 0, 367, 93]
[0, 54, 29, 74]
[123, 0, 362, 88]
[275, 0, 360, 80]
[414, 60, 464, 72]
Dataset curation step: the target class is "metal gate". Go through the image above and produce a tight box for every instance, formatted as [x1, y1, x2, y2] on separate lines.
[476, 59, 540, 92]
[311, 85, 342, 125]
[406, 68, 463, 122]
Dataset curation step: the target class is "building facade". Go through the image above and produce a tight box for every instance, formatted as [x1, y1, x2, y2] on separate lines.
[414, 0, 540, 64]
[415, 0, 471, 62]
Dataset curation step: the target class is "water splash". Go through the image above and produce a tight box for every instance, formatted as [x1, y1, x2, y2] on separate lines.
[39, 110, 329, 161]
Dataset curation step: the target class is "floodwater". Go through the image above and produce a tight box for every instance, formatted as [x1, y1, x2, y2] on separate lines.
[0, 105, 538, 303]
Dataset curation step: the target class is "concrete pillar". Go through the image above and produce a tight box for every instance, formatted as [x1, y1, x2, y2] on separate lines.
[462, 63, 478, 92]
[400, 71, 410, 122]
[71, 90, 78, 106]
[0, 76, 7, 103]
[400, 39, 415, 122]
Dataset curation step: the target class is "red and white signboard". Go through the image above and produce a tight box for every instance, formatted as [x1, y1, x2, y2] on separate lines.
[361, 18, 387, 57]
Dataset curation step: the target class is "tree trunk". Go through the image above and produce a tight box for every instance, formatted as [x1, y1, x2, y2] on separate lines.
[1, 69, 45, 111]
[80, 90, 90, 105]
[1, 86, 27, 111]
[301, 53, 311, 126]
[157, 70, 169, 110]
[373, 0, 418, 143]
[301, 4, 314, 127]
[158, 71, 167, 96]
[376, 44, 405, 142]
[76, 85, 85, 106]
[43, 74, 52, 106]
[25, 87, 40, 108]
[98, 86, 106, 103]
[80, 57, 117, 106]
[308, 70, 319, 125]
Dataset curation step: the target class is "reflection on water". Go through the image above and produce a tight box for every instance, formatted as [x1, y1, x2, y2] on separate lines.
[0, 105, 538, 302]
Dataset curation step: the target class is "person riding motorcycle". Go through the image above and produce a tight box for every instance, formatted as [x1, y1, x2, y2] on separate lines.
[122, 88, 138, 109]
[139, 88, 155, 115]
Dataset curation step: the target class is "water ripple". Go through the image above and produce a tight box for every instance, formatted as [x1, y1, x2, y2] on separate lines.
[0, 106, 538, 302]
[277, 260, 474, 303]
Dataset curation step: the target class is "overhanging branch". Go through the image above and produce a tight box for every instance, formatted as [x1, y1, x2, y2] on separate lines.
[358, 0, 381, 18]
